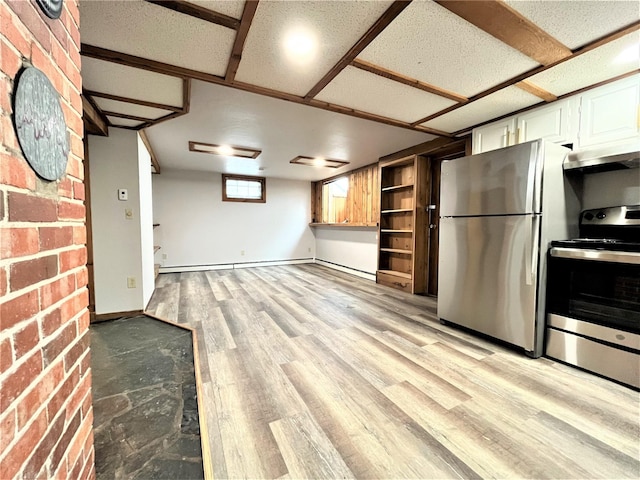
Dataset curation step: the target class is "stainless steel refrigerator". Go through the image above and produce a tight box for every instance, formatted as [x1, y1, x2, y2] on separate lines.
[437, 139, 580, 357]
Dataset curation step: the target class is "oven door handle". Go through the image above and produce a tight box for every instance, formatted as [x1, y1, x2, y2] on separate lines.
[550, 247, 640, 264]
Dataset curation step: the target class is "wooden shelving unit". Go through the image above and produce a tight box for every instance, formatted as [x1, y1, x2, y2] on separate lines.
[376, 154, 427, 294]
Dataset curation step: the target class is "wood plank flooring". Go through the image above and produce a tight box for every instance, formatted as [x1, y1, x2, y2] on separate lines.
[146, 264, 640, 479]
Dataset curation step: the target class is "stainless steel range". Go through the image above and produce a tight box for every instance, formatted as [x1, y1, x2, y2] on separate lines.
[546, 205, 640, 389]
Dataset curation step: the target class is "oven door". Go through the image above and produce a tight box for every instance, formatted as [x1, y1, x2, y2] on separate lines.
[545, 248, 640, 388]
[547, 248, 640, 333]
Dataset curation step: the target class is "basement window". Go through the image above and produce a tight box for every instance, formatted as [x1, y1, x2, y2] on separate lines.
[222, 174, 266, 203]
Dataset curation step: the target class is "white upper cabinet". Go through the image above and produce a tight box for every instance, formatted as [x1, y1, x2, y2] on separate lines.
[472, 118, 515, 154]
[473, 99, 576, 154]
[517, 99, 576, 145]
[472, 75, 639, 154]
[578, 75, 640, 148]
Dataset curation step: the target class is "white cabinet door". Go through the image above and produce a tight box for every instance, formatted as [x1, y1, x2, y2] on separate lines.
[517, 98, 576, 145]
[472, 118, 515, 154]
[578, 75, 640, 148]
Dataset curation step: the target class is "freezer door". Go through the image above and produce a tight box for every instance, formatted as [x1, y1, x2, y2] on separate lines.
[440, 140, 543, 217]
[437, 215, 540, 353]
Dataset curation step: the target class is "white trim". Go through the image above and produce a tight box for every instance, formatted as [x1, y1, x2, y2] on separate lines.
[159, 258, 314, 274]
[234, 259, 313, 269]
[314, 259, 376, 282]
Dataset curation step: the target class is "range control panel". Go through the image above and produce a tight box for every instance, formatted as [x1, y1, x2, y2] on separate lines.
[581, 206, 640, 227]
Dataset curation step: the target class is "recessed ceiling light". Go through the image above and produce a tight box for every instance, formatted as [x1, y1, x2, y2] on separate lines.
[217, 144, 234, 156]
[284, 27, 317, 66]
[290, 155, 350, 169]
[614, 43, 640, 64]
[189, 141, 261, 159]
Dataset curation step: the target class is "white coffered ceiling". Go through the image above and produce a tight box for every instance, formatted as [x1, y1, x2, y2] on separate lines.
[79, 0, 640, 180]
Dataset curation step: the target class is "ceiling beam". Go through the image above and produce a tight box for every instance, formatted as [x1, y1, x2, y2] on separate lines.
[225, 0, 259, 82]
[139, 129, 161, 174]
[303, 0, 412, 100]
[182, 78, 191, 113]
[379, 136, 467, 162]
[84, 90, 183, 112]
[435, 0, 571, 66]
[515, 80, 557, 102]
[82, 95, 109, 136]
[350, 59, 468, 103]
[80, 44, 449, 136]
[145, 0, 240, 30]
[102, 111, 156, 123]
[410, 21, 640, 126]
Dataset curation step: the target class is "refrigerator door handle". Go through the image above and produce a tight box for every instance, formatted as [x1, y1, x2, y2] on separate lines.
[525, 216, 540, 285]
[524, 142, 539, 213]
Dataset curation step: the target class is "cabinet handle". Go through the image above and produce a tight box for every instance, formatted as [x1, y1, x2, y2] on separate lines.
[501, 133, 508, 147]
[516, 127, 521, 144]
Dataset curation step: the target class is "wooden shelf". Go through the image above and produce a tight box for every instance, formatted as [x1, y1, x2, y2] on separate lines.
[380, 248, 412, 255]
[154, 246, 161, 253]
[309, 222, 378, 228]
[378, 269, 412, 279]
[377, 154, 427, 294]
[381, 184, 413, 192]
[381, 208, 413, 214]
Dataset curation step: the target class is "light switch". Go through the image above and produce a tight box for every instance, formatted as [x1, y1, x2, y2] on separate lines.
[118, 189, 128, 201]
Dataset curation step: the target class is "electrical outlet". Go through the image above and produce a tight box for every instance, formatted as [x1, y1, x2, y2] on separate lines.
[162, 253, 167, 260]
[118, 188, 128, 201]
[127, 277, 136, 288]
[125, 208, 133, 220]
[241, 250, 245, 256]
[308, 247, 311, 253]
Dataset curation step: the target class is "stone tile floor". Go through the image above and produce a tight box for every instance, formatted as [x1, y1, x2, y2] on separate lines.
[91, 316, 203, 479]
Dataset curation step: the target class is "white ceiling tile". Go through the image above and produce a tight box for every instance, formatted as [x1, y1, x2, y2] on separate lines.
[505, 0, 640, 50]
[421, 86, 542, 133]
[82, 57, 184, 107]
[235, 0, 394, 96]
[527, 32, 640, 96]
[185, 0, 245, 20]
[316, 66, 457, 123]
[80, 0, 235, 77]
[358, 1, 540, 97]
[107, 116, 145, 128]
[94, 98, 174, 120]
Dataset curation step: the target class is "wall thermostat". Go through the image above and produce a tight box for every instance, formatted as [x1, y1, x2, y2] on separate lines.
[118, 188, 128, 201]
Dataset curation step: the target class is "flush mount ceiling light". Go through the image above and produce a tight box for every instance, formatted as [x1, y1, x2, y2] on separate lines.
[283, 26, 318, 66]
[188, 141, 261, 159]
[290, 155, 350, 169]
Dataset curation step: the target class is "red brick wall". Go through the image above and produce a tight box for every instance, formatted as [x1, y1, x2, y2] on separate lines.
[0, 1, 94, 479]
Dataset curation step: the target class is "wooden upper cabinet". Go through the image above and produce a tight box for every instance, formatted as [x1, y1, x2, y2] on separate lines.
[377, 154, 428, 294]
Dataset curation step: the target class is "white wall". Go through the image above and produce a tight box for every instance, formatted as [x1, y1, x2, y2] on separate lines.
[137, 135, 155, 307]
[89, 129, 154, 314]
[582, 169, 640, 210]
[314, 227, 378, 277]
[152, 170, 315, 269]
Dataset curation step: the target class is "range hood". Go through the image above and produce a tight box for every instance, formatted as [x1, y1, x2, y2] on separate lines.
[564, 140, 640, 173]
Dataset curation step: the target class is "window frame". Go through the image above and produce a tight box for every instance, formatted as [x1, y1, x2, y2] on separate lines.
[221, 174, 267, 203]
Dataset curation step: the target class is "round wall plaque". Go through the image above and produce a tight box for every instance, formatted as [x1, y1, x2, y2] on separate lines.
[13, 66, 70, 181]
[35, 0, 63, 19]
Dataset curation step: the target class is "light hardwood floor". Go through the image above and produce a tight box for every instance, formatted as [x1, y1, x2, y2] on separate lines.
[146, 264, 640, 479]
